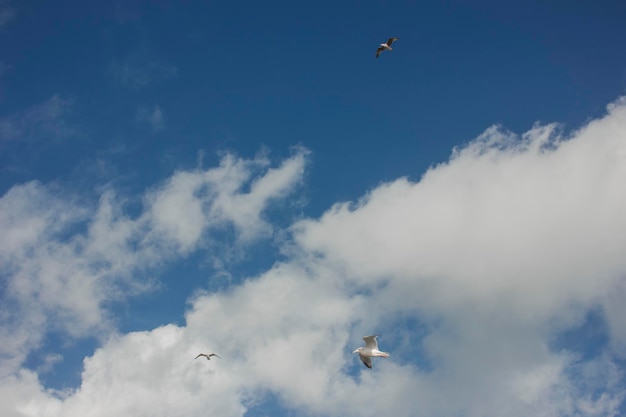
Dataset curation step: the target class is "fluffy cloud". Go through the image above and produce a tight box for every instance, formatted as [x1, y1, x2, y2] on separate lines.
[145, 148, 308, 250]
[2, 99, 626, 417]
[294, 107, 626, 322]
[0, 149, 308, 378]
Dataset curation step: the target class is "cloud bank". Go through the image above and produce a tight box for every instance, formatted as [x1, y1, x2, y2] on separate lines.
[1, 99, 626, 417]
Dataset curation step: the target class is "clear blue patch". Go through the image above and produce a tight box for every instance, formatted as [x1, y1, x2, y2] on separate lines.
[23, 332, 99, 392]
[550, 307, 609, 360]
[383, 314, 435, 372]
[550, 308, 626, 411]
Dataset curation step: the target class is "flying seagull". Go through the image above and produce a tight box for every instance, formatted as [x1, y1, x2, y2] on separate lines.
[376, 37, 399, 58]
[194, 353, 221, 360]
[353, 335, 390, 369]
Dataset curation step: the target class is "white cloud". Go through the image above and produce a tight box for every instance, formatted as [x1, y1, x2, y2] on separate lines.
[603, 280, 626, 358]
[2, 99, 626, 416]
[293, 105, 626, 322]
[145, 148, 309, 251]
[0, 150, 308, 379]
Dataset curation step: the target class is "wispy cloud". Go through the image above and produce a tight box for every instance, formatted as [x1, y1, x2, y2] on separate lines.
[136, 105, 164, 131]
[110, 56, 177, 88]
[145, 148, 309, 249]
[0, 1, 15, 28]
[1, 99, 626, 416]
[0, 95, 76, 142]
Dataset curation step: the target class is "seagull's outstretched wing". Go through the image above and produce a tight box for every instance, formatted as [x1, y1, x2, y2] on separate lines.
[360, 354, 373, 369]
[387, 37, 399, 46]
[363, 335, 379, 350]
[195, 353, 221, 360]
[376, 46, 385, 58]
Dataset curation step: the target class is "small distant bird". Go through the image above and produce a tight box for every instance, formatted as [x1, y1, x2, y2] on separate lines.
[353, 335, 390, 369]
[195, 353, 221, 360]
[376, 37, 399, 58]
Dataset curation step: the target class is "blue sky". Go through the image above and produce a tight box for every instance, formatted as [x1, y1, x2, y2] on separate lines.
[2, 1, 626, 416]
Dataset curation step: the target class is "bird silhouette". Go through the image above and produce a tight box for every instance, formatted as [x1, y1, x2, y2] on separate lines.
[194, 353, 221, 360]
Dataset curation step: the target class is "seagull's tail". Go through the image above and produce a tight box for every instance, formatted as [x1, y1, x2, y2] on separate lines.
[373, 350, 390, 358]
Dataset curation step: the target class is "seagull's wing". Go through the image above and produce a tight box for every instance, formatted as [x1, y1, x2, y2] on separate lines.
[360, 354, 373, 369]
[194, 354, 206, 360]
[387, 37, 399, 46]
[209, 353, 221, 359]
[363, 335, 379, 350]
[376, 46, 385, 58]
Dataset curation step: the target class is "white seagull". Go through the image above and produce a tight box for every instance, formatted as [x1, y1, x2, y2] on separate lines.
[353, 335, 390, 369]
[194, 353, 221, 360]
[376, 37, 399, 58]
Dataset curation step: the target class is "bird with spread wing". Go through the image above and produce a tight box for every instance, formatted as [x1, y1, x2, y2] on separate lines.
[353, 335, 390, 369]
[194, 353, 221, 360]
[376, 37, 399, 58]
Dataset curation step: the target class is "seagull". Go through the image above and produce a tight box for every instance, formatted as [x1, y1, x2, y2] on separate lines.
[353, 335, 390, 369]
[376, 37, 399, 58]
[194, 353, 221, 360]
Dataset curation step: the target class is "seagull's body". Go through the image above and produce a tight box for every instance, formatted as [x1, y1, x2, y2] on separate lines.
[376, 37, 399, 58]
[353, 335, 390, 369]
[194, 353, 221, 360]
